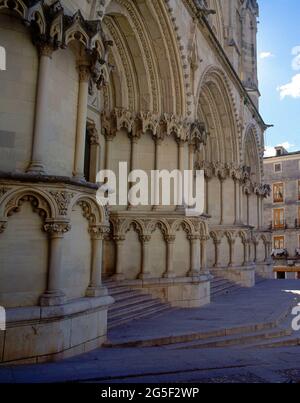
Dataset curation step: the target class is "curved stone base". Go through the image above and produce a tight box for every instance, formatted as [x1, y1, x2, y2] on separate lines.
[211, 266, 255, 287]
[0, 295, 113, 365]
[119, 276, 211, 308]
[256, 262, 274, 279]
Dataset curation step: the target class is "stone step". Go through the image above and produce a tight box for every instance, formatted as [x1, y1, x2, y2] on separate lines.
[169, 328, 291, 350]
[104, 321, 280, 348]
[111, 290, 142, 302]
[255, 274, 267, 284]
[108, 305, 171, 330]
[211, 284, 240, 297]
[106, 287, 138, 298]
[109, 293, 156, 312]
[250, 334, 300, 348]
[109, 299, 164, 320]
[211, 277, 232, 285]
[103, 279, 173, 330]
[211, 280, 236, 290]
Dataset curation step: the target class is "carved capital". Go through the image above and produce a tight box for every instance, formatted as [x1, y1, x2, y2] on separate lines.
[164, 235, 176, 244]
[0, 221, 7, 234]
[38, 42, 55, 58]
[140, 235, 152, 243]
[188, 235, 201, 241]
[89, 224, 110, 240]
[78, 65, 91, 82]
[114, 235, 126, 243]
[44, 222, 71, 237]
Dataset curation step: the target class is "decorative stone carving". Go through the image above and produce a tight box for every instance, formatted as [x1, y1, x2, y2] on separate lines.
[0, 187, 9, 199]
[89, 224, 110, 240]
[0, 0, 111, 75]
[44, 222, 71, 236]
[0, 221, 7, 233]
[87, 122, 100, 145]
[49, 191, 74, 216]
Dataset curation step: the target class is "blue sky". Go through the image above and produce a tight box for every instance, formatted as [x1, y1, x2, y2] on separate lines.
[258, 0, 300, 156]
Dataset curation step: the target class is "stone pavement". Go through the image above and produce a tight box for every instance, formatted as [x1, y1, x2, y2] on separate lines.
[107, 279, 300, 346]
[1, 280, 300, 384]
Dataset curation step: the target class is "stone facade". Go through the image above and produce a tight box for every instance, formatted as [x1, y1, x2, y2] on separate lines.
[0, 0, 272, 363]
[264, 147, 300, 280]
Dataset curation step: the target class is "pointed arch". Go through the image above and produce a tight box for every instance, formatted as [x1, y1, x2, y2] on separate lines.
[196, 66, 239, 165]
[242, 124, 263, 183]
[103, 0, 186, 115]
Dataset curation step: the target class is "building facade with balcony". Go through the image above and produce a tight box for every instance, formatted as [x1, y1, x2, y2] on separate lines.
[264, 146, 300, 279]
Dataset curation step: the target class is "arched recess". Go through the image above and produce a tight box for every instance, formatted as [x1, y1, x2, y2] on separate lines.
[196, 67, 239, 165]
[103, 0, 186, 115]
[206, 0, 225, 46]
[62, 196, 108, 299]
[0, 189, 54, 308]
[0, 9, 39, 172]
[242, 125, 262, 184]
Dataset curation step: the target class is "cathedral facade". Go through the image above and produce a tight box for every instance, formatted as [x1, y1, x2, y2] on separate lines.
[0, 0, 272, 364]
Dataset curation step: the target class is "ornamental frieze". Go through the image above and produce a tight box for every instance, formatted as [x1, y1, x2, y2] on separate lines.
[0, 0, 112, 87]
[101, 109, 209, 145]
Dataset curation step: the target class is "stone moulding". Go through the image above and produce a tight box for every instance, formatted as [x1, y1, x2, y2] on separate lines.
[101, 108, 209, 148]
[1, 295, 114, 364]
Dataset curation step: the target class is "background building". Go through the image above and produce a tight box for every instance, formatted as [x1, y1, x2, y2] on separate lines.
[0, 0, 272, 364]
[264, 146, 300, 279]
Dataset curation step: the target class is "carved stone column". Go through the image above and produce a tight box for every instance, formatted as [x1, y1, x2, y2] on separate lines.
[113, 235, 126, 281]
[242, 239, 251, 266]
[228, 238, 236, 267]
[153, 137, 163, 209]
[177, 139, 185, 209]
[128, 132, 141, 210]
[86, 225, 109, 297]
[188, 235, 201, 277]
[104, 132, 115, 171]
[253, 239, 258, 263]
[239, 181, 244, 224]
[73, 64, 91, 179]
[234, 179, 241, 224]
[40, 221, 71, 306]
[213, 239, 222, 268]
[139, 235, 152, 279]
[164, 235, 176, 278]
[201, 236, 209, 275]
[219, 177, 225, 225]
[27, 44, 54, 174]
[87, 123, 100, 183]
[246, 193, 250, 226]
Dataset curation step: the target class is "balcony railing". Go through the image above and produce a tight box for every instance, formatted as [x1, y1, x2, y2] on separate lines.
[273, 197, 284, 203]
[269, 220, 288, 230]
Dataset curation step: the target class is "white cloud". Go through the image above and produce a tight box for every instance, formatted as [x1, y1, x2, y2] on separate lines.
[259, 51, 274, 59]
[264, 142, 296, 157]
[292, 46, 300, 70]
[277, 74, 300, 99]
[292, 46, 300, 56]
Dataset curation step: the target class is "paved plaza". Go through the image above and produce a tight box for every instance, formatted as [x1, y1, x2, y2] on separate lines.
[1, 280, 300, 384]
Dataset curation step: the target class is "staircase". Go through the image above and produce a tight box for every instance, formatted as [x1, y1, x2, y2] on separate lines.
[104, 279, 172, 329]
[211, 276, 241, 298]
[255, 273, 268, 284]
